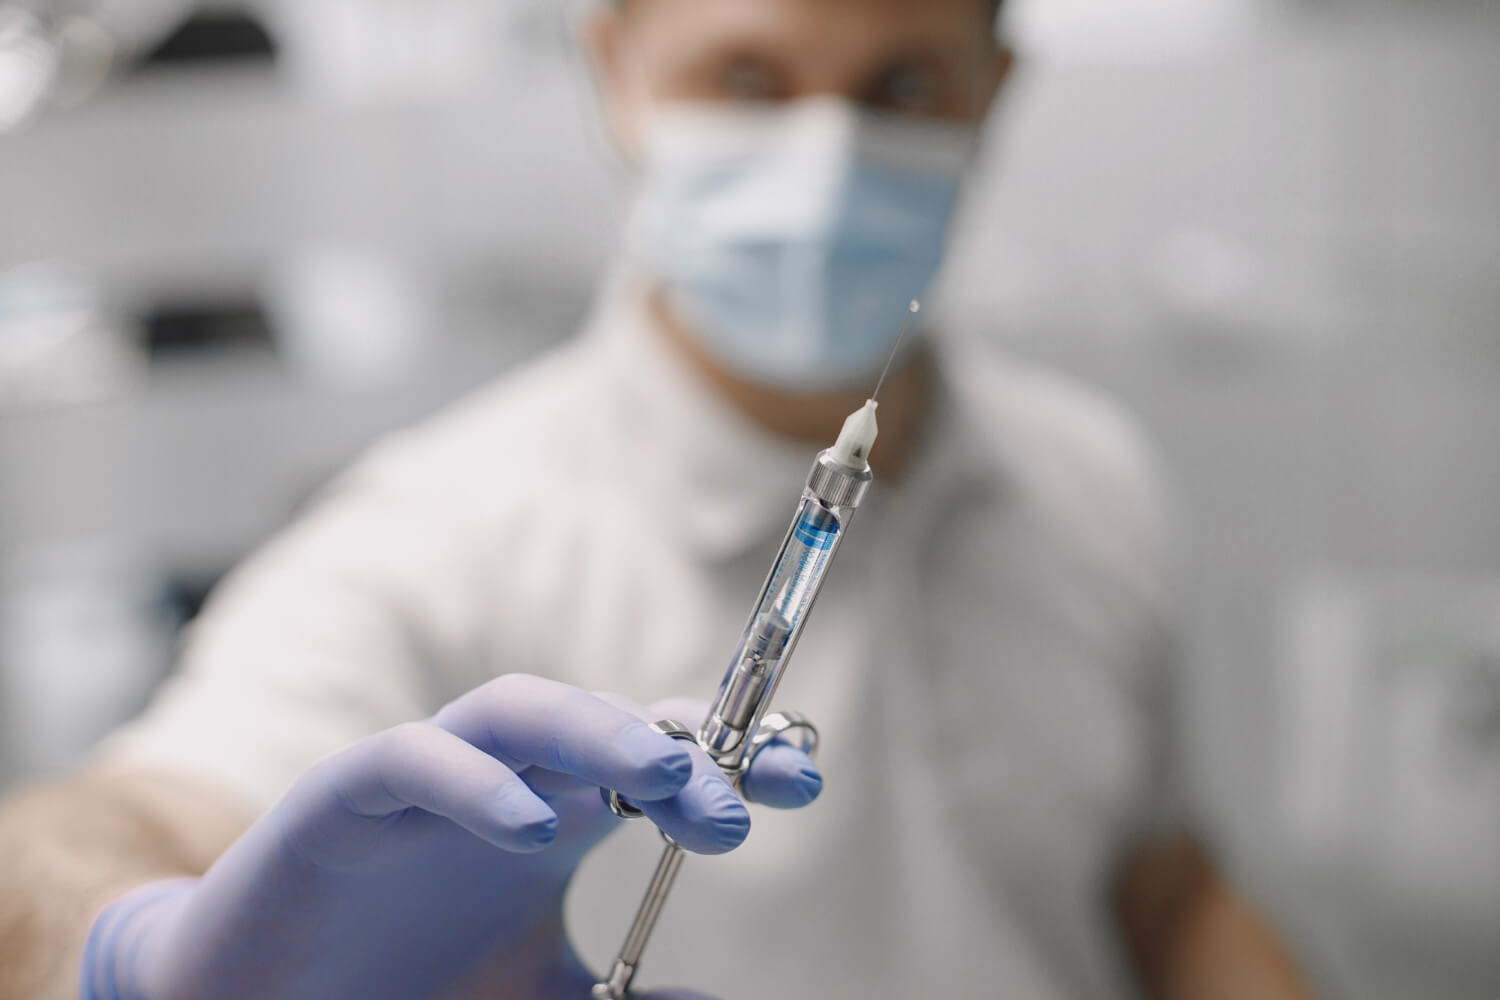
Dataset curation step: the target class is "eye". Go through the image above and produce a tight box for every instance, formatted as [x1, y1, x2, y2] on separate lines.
[719, 57, 781, 102]
[865, 64, 942, 114]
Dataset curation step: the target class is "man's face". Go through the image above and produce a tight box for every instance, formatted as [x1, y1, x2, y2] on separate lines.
[588, 0, 1009, 153]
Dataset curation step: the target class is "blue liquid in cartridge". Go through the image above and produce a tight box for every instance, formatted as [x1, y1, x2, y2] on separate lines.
[769, 504, 840, 626]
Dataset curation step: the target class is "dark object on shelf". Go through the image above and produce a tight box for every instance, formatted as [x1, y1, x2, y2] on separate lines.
[141, 299, 274, 360]
[133, 9, 277, 70]
[161, 570, 226, 632]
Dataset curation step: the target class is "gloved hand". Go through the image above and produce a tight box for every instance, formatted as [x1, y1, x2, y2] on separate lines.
[79, 674, 822, 1000]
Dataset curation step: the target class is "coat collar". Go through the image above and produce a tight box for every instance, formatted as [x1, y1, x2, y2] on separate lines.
[582, 270, 1001, 562]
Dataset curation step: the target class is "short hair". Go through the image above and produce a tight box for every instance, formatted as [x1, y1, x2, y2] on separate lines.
[617, 0, 1004, 21]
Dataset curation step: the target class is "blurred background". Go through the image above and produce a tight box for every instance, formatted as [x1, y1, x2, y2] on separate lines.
[1, 0, 1496, 997]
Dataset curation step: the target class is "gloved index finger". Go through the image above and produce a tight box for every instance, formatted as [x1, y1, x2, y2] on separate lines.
[433, 674, 694, 804]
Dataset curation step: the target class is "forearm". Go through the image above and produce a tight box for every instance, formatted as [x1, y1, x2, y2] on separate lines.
[0, 766, 251, 1000]
[1113, 835, 1314, 1000]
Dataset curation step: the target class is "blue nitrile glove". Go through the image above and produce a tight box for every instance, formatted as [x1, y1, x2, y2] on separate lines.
[79, 674, 822, 1000]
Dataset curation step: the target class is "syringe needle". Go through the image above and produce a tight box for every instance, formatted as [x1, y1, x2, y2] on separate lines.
[870, 299, 921, 404]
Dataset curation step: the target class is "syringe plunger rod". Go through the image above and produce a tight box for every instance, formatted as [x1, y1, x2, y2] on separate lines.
[700, 612, 792, 757]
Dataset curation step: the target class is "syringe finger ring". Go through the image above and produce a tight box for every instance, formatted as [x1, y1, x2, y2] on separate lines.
[604, 720, 697, 820]
[747, 710, 820, 765]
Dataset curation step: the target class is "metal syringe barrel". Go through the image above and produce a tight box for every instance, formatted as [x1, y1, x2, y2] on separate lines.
[696, 449, 873, 770]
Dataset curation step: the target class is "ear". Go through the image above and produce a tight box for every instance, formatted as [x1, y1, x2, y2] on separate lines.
[580, 4, 645, 159]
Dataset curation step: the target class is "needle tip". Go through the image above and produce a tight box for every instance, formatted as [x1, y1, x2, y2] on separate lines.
[871, 301, 923, 403]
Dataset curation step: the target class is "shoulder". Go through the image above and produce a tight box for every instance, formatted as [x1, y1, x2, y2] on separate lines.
[311, 334, 670, 678]
[231, 335, 618, 637]
[363, 339, 601, 485]
[329, 336, 614, 537]
[943, 343, 1176, 611]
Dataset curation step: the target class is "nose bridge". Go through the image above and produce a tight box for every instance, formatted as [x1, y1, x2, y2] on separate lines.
[793, 68, 867, 104]
[775, 98, 864, 226]
[782, 20, 883, 103]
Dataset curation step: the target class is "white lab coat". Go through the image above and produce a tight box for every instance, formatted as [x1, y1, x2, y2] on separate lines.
[107, 278, 1182, 999]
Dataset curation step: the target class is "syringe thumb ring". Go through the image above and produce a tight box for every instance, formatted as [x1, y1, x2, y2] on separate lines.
[602, 712, 819, 820]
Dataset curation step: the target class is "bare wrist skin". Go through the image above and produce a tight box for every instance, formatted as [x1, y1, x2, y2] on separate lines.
[0, 768, 251, 1000]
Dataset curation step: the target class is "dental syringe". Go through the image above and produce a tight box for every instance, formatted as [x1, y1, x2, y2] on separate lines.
[591, 304, 918, 1000]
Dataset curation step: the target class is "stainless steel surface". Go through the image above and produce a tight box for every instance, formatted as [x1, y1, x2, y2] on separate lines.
[591, 840, 687, 1000]
[806, 451, 873, 509]
[591, 959, 639, 1000]
[699, 610, 792, 759]
[747, 710, 819, 761]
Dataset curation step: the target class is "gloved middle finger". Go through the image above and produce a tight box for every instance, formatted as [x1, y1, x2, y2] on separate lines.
[649, 697, 823, 810]
[592, 693, 751, 856]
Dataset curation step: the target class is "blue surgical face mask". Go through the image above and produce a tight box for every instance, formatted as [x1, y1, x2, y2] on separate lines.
[628, 98, 976, 391]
